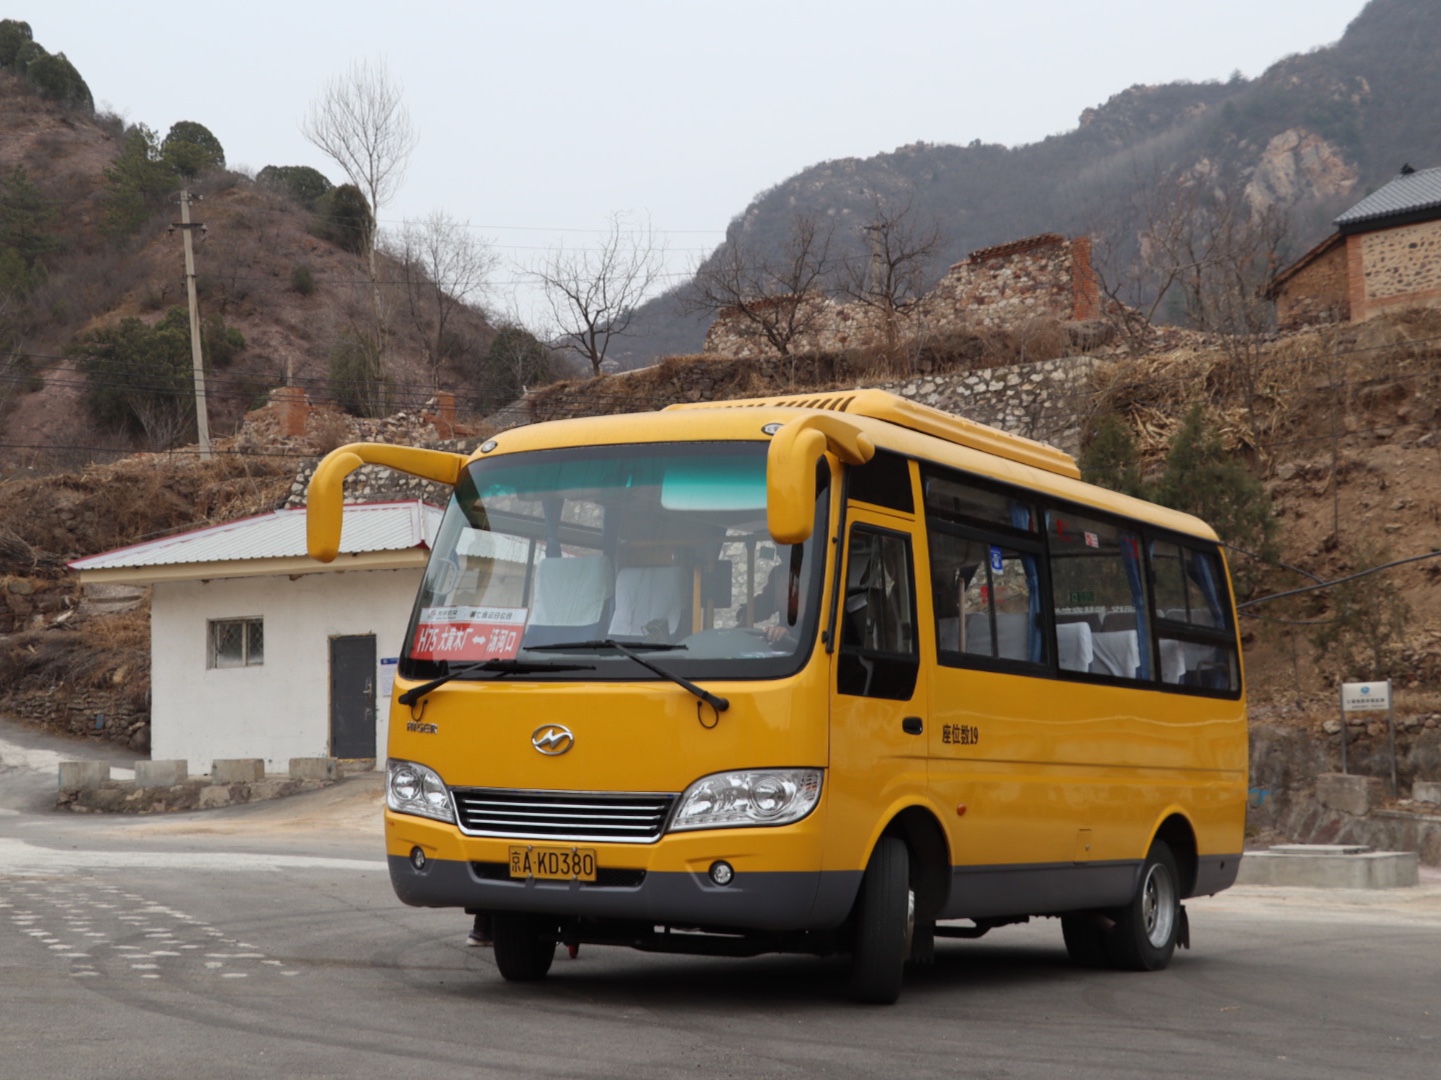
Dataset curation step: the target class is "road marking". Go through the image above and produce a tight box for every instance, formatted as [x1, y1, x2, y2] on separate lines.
[0, 837, 382, 874]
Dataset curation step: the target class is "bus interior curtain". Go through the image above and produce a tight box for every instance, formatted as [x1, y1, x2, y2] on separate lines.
[1120, 531, 1153, 680]
[1010, 502, 1043, 664]
[1190, 548, 1226, 628]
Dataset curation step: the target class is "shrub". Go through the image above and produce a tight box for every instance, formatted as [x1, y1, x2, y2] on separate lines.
[317, 183, 372, 255]
[1151, 404, 1278, 590]
[0, 19, 32, 68]
[69, 307, 246, 447]
[100, 125, 171, 238]
[23, 49, 93, 111]
[289, 263, 316, 296]
[257, 164, 333, 208]
[160, 120, 225, 178]
[328, 329, 389, 417]
[1079, 412, 1147, 498]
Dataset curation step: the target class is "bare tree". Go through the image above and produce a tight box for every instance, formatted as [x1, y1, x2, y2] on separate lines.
[684, 212, 836, 363]
[387, 211, 498, 388]
[1088, 167, 1288, 356]
[302, 56, 417, 374]
[302, 57, 418, 264]
[839, 193, 943, 359]
[532, 212, 664, 377]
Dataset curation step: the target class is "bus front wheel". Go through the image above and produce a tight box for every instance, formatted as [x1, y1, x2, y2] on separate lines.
[1105, 840, 1181, 971]
[492, 913, 557, 982]
[849, 836, 913, 1005]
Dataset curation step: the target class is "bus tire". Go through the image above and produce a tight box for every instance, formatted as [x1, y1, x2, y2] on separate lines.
[1105, 840, 1180, 972]
[849, 836, 912, 1005]
[1060, 914, 1108, 968]
[492, 913, 557, 982]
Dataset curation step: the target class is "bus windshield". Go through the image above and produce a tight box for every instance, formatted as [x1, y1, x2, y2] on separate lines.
[400, 442, 828, 683]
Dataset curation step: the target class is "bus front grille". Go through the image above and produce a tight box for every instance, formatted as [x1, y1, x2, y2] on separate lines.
[450, 788, 677, 843]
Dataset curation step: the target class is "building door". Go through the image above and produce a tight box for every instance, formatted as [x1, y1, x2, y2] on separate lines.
[329, 634, 376, 759]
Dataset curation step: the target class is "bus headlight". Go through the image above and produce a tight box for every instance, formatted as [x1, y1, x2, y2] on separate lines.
[386, 759, 455, 823]
[669, 769, 822, 831]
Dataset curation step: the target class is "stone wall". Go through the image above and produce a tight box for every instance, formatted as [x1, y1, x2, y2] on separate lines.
[283, 431, 474, 510]
[1357, 218, 1441, 317]
[879, 353, 1099, 457]
[4, 686, 150, 750]
[704, 233, 1097, 360]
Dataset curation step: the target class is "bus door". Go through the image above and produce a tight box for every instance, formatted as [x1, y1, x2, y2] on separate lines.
[828, 515, 927, 855]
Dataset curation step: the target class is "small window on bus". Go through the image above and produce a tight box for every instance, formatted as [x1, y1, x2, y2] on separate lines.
[1047, 511, 1153, 681]
[923, 469, 1038, 533]
[848, 451, 914, 514]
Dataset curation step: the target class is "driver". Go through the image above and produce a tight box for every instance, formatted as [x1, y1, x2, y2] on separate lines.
[749, 555, 807, 645]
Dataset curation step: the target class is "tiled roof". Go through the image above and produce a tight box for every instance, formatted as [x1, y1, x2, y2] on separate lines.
[70, 501, 442, 572]
[1335, 166, 1441, 228]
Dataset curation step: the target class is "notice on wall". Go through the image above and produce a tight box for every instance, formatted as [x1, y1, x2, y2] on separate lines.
[1341, 681, 1391, 713]
[378, 657, 398, 699]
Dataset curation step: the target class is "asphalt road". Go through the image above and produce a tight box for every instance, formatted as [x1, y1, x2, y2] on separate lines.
[3, 724, 1440, 1079]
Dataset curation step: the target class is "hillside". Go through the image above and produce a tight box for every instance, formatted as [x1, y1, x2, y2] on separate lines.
[613, 0, 1441, 367]
[0, 61, 515, 468]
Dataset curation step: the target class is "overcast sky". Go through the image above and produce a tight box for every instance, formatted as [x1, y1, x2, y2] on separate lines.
[37, 0, 1368, 324]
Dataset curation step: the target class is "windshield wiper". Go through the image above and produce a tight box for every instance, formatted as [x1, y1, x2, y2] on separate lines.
[397, 659, 594, 706]
[525, 639, 687, 652]
[528, 639, 729, 713]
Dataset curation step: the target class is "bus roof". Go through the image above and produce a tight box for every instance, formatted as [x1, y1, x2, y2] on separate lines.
[478, 390, 1220, 543]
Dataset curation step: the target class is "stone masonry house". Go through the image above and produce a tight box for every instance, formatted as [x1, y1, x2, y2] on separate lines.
[1268, 164, 1441, 329]
[704, 233, 1099, 359]
[70, 502, 440, 775]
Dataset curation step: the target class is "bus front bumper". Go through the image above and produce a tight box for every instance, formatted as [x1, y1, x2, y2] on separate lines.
[386, 811, 859, 931]
[388, 855, 860, 930]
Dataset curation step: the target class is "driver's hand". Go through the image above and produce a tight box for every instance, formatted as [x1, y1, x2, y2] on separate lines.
[763, 624, 790, 644]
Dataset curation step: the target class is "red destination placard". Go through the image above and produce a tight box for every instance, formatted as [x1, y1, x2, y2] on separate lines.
[410, 606, 528, 662]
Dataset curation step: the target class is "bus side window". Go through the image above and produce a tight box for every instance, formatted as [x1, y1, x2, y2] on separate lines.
[838, 527, 919, 700]
[1047, 511, 1154, 682]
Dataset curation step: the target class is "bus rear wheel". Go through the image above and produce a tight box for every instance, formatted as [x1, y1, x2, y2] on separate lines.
[1105, 840, 1181, 971]
[849, 836, 912, 1005]
[492, 913, 557, 982]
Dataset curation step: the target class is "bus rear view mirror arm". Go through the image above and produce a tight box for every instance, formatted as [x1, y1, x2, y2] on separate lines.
[306, 442, 468, 563]
[767, 415, 875, 545]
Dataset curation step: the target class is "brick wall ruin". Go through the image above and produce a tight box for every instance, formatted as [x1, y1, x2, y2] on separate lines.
[1272, 236, 1351, 330]
[704, 233, 1099, 359]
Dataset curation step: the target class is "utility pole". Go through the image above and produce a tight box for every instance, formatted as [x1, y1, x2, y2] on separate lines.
[175, 189, 212, 459]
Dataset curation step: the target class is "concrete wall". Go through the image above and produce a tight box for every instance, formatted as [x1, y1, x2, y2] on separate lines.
[149, 568, 422, 774]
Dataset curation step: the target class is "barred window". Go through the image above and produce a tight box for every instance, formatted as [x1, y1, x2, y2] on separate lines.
[209, 618, 263, 668]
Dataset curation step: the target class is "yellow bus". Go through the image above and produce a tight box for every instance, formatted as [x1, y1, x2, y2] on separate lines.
[306, 389, 1247, 1003]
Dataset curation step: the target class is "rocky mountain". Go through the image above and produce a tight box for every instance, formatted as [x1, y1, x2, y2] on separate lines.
[612, 0, 1441, 367]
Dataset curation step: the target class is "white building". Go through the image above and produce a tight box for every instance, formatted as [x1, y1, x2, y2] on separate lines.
[70, 502, 441, 775]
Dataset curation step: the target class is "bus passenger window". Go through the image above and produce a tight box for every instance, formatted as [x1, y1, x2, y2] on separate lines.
[1048, 511, 1154, 681]
[838, 527, 918, 700]
[1150, 540, 1239, 692]
[928, 532, 1045, 668]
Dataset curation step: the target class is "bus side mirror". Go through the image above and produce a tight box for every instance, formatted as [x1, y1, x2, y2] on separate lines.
[307, 442, 467, 562]
[766, 415, 875, 544]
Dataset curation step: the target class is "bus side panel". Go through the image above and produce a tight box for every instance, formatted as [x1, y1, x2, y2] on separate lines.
[928, 665, 1247, 920]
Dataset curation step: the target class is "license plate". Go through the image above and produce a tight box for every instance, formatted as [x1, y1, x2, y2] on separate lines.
[508, 845, 598, 882]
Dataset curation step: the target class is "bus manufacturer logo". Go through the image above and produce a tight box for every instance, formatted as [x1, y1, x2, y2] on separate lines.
[531, 725, 575, 756]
